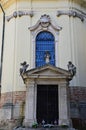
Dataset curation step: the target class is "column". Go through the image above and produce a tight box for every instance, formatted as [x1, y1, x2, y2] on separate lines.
[58, 83, 70, 126]
[24, 80, 36, 127]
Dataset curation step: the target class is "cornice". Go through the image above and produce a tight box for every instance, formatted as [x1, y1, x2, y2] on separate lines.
[1, 0, 86, 9]
[0, 0, 14, 9]
[1, 0, 86, 22]
[0, 0, 29, 10]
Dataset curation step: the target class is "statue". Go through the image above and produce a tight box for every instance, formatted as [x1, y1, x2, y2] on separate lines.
[44, 51, 51, 64]
[67, 61, 76, 76]
[20, 61, 29, 75]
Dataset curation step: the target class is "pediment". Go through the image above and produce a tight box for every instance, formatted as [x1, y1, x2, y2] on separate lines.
[23, 64, 72, 80]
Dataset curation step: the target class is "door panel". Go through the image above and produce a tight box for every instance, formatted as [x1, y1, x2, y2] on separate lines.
[37, 85, 58, 124]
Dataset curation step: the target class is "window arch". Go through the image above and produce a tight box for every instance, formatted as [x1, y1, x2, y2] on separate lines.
[36, 31, 55, 67]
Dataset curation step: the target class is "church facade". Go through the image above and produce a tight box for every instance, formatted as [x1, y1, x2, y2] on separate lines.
[0, 0, 86, 128]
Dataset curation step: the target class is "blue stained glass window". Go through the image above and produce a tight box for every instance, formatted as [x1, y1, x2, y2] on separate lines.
[36, 31, 55, 67]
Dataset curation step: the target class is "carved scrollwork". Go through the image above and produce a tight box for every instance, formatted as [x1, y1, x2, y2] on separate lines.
[57, 10, 85, 22]
[6, 10, 34, 22]
[29, 14, 62, 32]
[40, 14, 51, 27]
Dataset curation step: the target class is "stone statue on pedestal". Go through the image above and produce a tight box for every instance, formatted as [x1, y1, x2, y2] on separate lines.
[20, 61, 29, 75]
[67, 61, 76, 77]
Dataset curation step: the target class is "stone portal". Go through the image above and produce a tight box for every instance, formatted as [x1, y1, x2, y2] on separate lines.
[22, 64, 72, 127]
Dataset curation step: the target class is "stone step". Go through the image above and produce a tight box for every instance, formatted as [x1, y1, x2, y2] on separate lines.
[13, 127, 76, 130]
[0, 128, 76, 130]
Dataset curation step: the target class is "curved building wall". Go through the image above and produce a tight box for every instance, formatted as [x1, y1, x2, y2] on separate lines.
[0, 0, 86, 124]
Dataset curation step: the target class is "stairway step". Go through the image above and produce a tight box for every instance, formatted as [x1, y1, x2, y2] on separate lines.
[13, 127, 76, 130]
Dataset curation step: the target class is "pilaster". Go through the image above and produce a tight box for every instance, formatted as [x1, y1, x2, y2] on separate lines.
[58, 83, 70, 126]
[24, 80, 36, 127]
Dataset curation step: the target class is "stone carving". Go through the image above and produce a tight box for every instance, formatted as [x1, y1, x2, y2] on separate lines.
[6, 10, 34, 22]
[44, 51, 51, 64]
[29, 14, 62, 32]
[20, 61, 29, 76]
[5, 8, 86, 22]
[67, 61, 76, 77]
[57, 10, 85, 22]
[40, 14, 51, 27]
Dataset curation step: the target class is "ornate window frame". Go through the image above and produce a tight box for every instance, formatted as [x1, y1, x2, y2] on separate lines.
[29, 14, 62, 68]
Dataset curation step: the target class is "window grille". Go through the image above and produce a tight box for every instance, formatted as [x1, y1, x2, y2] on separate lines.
[36, 31, 55, 67]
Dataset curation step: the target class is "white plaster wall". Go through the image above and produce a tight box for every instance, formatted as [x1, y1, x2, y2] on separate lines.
[13, 16, 31, 91]
[1, 18, 16, 93]
[0, 0, 86, 93]
[58, 15, 72, 68]
[74, 18, 86, 86]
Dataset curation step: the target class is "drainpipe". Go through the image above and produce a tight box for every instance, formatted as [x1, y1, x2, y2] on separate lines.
[0, 4, 5, 95]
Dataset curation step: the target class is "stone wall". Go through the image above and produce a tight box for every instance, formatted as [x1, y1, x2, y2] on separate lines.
[0, 87, 86, 127]
[69, 87, 86, 102]
[0, 91, 26, 120]
[0, 91, 26, 108]
[0, 88, 86, 118]
[69, 87, 86, 129]
[69, 87, 86, 119]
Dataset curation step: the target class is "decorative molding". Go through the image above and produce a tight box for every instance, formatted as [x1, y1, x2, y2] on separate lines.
[40, 14, 51, 28]
[29, 14, 62, 31]
[28, 14, 62, 68]
[1, 0, 86, 9]
[6, 9, 86, 22]
[6, 10, 34, 22]
[57, 10, 86, 22]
